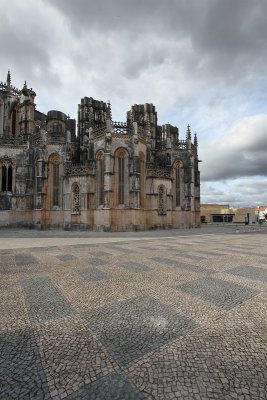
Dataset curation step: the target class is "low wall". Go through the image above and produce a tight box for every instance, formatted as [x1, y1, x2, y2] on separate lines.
[0, 209, 200, 231]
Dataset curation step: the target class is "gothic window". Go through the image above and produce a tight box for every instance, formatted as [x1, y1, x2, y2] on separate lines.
[48, 154, 61, 208]
[119, 156, 125, 204]
[173, 162, 182, 209]
[53, 162, 59, 206]
[1, 160, 13, 192]
[115, 148, 128, 206]
[72, 183, 80, 213]
[11, 109, 17, 136]
[158, 184, 167, 215]
[140, 152, 145, 208]
[176, 167, 181, 207]
[96, 151, 104, 206]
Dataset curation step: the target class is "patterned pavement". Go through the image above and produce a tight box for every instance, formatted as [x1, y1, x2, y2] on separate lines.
[0, 227, 266, 399]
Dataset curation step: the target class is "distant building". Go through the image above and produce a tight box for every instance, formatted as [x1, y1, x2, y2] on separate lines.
[200, 204, 256, 224]
[255, 206, 267, 222]
[0, 71, 200, 230]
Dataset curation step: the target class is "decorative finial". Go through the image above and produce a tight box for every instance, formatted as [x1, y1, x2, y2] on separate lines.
[186, 124, 191, 141]
[194, 132, 198, 147]
[23, 80, 27, 90]
[7, 70, 11, 86]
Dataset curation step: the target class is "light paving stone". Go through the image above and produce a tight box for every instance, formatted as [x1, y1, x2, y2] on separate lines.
[50, 269, 141, 310]
[0, 227, 266, 399]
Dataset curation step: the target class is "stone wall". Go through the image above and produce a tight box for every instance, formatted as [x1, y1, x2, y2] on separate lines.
[0, 209, 200, 231]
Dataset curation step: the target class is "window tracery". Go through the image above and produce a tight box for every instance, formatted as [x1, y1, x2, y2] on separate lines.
[0, 158, 13, 192]
[96, 151, 104, 206]
[158, 184, 167, 215]
[72, 183, 80, 213]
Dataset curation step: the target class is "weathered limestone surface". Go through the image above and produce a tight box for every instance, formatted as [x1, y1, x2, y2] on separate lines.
[0, 72, 200, 231]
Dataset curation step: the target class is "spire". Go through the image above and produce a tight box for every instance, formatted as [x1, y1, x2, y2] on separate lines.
[186, 124, 191, 141]
[107, 100, 112, 120]
[194, 131, 198, 147]
[7, 70, 11, 87]
[22, 80, 29, 96]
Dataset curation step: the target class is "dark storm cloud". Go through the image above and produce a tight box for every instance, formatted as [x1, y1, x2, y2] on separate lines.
[47, 0, 267, 81]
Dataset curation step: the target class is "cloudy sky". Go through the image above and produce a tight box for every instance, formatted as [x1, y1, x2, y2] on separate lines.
[1, 0, 267, 206]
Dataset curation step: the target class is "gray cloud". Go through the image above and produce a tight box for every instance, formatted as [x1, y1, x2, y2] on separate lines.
[1, 0, 267, 206]
[200, 115, 267, 181]
[201, 177, 267, 207]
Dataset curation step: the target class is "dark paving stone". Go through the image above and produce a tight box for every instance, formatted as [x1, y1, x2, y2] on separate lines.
[66, 371, 144, 400]
[78, 267, 108, 281]
[88, 257, 108, 266]
[0, 250, 13, 256]
[137, 246, 157, 251]
[82, 295, 197, 366]
[56, 254, 77, 261]
[30, 246, 60, 252]
[178, 277, 259, 310]
[15, 252, 38, 266]
[170, 251, 205, 261]
[195, 250, 229, 257]
[226, 266, 267, 283]
[105, 244, 133, 254]
[90, 251, 110, 257]
[72, 244, 99, 249]
[151, 256, 212, 274]
[120, 261, 151, 273]
[0, 329, 51, 400]
[223, 249, 262, 257]
[21, 275, 72, 323]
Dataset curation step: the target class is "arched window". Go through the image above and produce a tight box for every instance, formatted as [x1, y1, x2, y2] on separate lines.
[173, 161, 182, 209]
[175, 166, 181, 207]
[2, 165, 7, 191]
[11, 109, 17, 136]
[119, 155, 125, 204]
[72, 183, 80, 213]
[115, 148, 128, 206]
[158, 184, 167, 215]
[48, 154, 61, 208]
[1, 159, 13, 192]
[53, 162, 59, 206]
[140, 152, 145, 208]
[8, 166, 12, 191]
[96, 151, 104, 206]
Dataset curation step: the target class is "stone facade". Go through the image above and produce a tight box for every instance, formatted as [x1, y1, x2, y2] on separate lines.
[0, 72, 200, 231]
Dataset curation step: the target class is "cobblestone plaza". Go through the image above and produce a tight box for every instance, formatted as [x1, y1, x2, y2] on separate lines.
[0, 226, 266, 399]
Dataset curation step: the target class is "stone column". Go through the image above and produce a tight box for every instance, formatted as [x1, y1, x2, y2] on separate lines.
[130, 123, 140, 209]
[103, 129, 112, 208]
